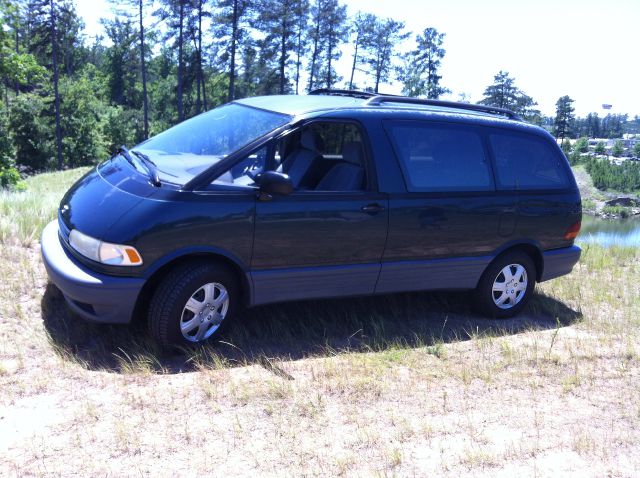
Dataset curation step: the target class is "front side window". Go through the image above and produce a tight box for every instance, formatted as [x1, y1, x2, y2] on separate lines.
[489, 132, 571, 190]
[212, 145, 270, 187]
[134, 103, 290, 186]
[277, 122, 367, 191]
[385, 121, 493, 192]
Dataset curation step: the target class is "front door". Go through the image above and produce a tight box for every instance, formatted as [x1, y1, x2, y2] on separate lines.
[251, 121, 388, 305]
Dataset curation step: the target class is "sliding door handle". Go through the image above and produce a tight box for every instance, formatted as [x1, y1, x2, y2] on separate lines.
[361, 203, 386, 214]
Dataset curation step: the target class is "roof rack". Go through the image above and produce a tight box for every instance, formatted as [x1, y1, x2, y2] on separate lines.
[364, 96, 523, 121]
[308, 88, 379, 99]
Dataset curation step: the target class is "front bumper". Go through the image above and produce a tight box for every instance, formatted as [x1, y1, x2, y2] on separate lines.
[540, 245, 582, 282]
[40, 220, 145, 324]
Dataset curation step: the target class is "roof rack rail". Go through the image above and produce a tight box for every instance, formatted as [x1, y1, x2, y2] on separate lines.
[364, 96, 523, 121]
[308, 88, 379, 99]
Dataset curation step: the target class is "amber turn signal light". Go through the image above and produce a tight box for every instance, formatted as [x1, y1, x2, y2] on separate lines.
[564, 221, 581, 240]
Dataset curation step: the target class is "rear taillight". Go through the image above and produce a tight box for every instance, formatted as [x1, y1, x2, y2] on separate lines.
[564, 221, 581, 240]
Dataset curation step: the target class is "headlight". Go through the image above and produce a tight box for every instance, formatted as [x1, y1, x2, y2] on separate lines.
[69, 229, 143, 266]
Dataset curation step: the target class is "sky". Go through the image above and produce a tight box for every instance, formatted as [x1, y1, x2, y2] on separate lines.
[75, 0, 640, 117]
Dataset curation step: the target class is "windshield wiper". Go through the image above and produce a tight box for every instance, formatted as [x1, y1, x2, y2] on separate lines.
[132, 149, 161, 187]
[115, 145, 160, 187]
[115, 145, 136, 168]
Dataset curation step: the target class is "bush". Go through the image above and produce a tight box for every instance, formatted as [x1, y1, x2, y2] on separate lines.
[8, 93, 54, 171]
[602, 205, 630, 218]
[594, 141, 606, 155]
[585, 157, 640, 192]
[574, 137, 589, 154]
[59, 73, 110, 167]
[104, 105, 143, 154]
[0, 103, 23, 189]
[612, 140, 624, 158]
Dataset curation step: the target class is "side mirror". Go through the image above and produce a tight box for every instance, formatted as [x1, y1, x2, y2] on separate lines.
[258, 171, 293, 198]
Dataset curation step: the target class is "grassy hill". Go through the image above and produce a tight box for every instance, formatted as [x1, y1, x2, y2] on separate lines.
[1, 168, 639, 476]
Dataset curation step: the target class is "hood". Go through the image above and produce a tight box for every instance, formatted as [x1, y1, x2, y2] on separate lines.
[59, 156, 156, 240]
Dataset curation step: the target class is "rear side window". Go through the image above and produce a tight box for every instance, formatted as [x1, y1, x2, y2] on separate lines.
[385, 121, 493, 192]
[489, 133, 571, 190]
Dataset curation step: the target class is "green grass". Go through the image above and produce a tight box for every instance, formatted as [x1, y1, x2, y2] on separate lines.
[601, 204, 631, 218]
[0, 167, 90, 245]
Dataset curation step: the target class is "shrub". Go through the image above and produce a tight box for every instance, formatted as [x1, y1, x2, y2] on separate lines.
[602, 205, 630, 218]
[612, 140, 624, 158]
[8, 93, 54, 171]
[574, 137, 589, 154]
[0, 104, 24, 190]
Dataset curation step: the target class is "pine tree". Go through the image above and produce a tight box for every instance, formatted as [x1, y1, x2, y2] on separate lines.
[213, 0, 251, 101]
[187, 0, 209, 112]
[479, 71, 519, 109]
[306, 0, 348, 91]
[110, 0, 151, 138]
[155, 0, 192, 120]
[360, 17, 407, 93]
[347, 13, 375, 90]
[255, 0, 309, 95]
[399, 27, 449, 99]
[103, 18, 140, 108]
[553, 95, 575, 142]
[479, 70, 540, 121]
[27, 0, 73, 169]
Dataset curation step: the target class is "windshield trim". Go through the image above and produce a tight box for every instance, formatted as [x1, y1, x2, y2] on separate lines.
[182, 111, 298, 192]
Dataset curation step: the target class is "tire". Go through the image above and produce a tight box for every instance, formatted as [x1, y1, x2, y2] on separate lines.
[472, 251, 536, 319]
[148, 261, 240, 348]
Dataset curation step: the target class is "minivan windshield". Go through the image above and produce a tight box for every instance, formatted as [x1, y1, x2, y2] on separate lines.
[132, 103, 291, 185]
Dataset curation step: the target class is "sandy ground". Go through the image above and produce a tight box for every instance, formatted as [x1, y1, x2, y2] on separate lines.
[1, 244, 639, 477]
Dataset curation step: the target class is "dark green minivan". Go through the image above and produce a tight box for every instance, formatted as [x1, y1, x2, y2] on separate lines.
[41, 91, 582, 347]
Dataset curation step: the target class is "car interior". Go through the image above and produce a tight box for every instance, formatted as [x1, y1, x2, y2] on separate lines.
[214, 121, 368, 191]
[276, 123, 367, 191]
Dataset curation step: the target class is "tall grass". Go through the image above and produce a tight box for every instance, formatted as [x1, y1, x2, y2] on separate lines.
[0, 168, 90, 245]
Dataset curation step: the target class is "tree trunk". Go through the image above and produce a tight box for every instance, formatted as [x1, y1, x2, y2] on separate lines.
[294, 17, 302, 95]
[177, 2, 184, 121]
[14, 25, 21, 96]
[374, 51, 382, 93]
[349, 31, 359, 90]
[139, 0, 149, 138]
[308, 20, 320, 92]
[326, 25, 333, 88]
[50, 0, 63, 170]
[228, 0, 238, 101]
[279, 11, 286, 94]
[199, 0, 207, 110]
[195, 0, 202, 114]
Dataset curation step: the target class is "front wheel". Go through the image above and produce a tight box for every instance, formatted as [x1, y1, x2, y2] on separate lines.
[472, 251, 536, 319]
[148, 262, 239, 348]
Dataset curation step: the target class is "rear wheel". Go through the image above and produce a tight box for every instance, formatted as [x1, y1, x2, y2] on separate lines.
[148, 262, 239, 348]
[473, 251, 535, 318]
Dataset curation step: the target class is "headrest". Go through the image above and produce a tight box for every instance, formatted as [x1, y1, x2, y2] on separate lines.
[300, 130, 323, 152]
[341, 142, 364, 166]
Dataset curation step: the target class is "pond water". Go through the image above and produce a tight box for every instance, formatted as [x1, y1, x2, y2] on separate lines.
[578, 215, 640, 247]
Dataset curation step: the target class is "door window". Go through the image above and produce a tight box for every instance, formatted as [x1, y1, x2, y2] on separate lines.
[272, 122, 368, 191]
[212, 145, 269, 187]
[385, 121, 494, 192]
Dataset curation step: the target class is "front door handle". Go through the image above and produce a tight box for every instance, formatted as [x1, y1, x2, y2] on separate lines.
[361, 203, 386, 214]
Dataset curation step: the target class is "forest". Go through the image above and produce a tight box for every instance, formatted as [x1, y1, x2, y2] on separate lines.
[0, 0, 638, 190]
